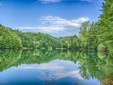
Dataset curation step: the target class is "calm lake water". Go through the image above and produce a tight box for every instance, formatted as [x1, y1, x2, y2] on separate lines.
[0, 50, 112, 85]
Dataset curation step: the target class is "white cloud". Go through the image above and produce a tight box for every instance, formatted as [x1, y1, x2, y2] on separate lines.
[19, 16, 89, 35]
[17, 60, 82, 80]
[39, 0, 62, 3]
[19, 26, 65, 33]
[40, 16, 88, 27]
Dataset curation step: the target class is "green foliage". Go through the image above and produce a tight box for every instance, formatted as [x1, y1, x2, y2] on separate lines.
[97, 52, 106, 60]
[0, 24, 22, 49]
[70, 35, 80, 49]
[0, 25, 61, 49]
[59, 36, 73, 49]
[17, 32, 61, 49]
[97, 43, 107, 52]
[104, 40, 113, 52]
[66, 0, 113, 52]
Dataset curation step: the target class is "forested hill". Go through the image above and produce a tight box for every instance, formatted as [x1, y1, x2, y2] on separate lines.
[0, 0, 113, 52]
[0, 24, 61, 49]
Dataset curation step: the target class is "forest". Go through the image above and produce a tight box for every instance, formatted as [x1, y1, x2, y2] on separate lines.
[0, 0, 113, 52]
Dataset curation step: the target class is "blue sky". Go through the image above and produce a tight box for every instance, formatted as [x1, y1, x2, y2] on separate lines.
[0, 0, 103, 37]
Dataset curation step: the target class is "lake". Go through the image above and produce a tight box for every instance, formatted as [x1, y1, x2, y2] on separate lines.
[0, 49, 112, 85]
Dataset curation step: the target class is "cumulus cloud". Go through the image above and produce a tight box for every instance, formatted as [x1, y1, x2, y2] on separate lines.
[40, 16, 89, 27]
[19, 16, 89, 35]
[39, 0, 62, 3]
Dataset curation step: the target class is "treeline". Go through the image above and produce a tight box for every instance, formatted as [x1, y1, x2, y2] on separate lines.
[0, 24, 61, 49]
[59, 0, 113, 52]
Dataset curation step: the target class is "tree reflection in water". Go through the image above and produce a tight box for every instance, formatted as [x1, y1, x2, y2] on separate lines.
[0, 49, 113, 84]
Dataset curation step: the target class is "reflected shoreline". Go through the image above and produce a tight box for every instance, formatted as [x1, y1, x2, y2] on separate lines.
[0, 49, 113, 85]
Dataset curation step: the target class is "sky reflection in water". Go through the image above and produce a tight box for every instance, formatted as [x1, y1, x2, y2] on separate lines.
[0, 59, 100, 85]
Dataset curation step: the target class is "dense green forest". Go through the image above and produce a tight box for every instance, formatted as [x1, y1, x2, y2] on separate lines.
[59, 0, 113, 52]
[0, 24, 61, 49]
[0, 0, 113, 52]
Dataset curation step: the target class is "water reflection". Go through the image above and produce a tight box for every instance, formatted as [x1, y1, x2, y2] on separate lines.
[0, 49, 113, 85]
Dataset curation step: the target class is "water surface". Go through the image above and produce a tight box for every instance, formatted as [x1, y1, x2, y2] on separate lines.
[0, 50, 112, 85]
